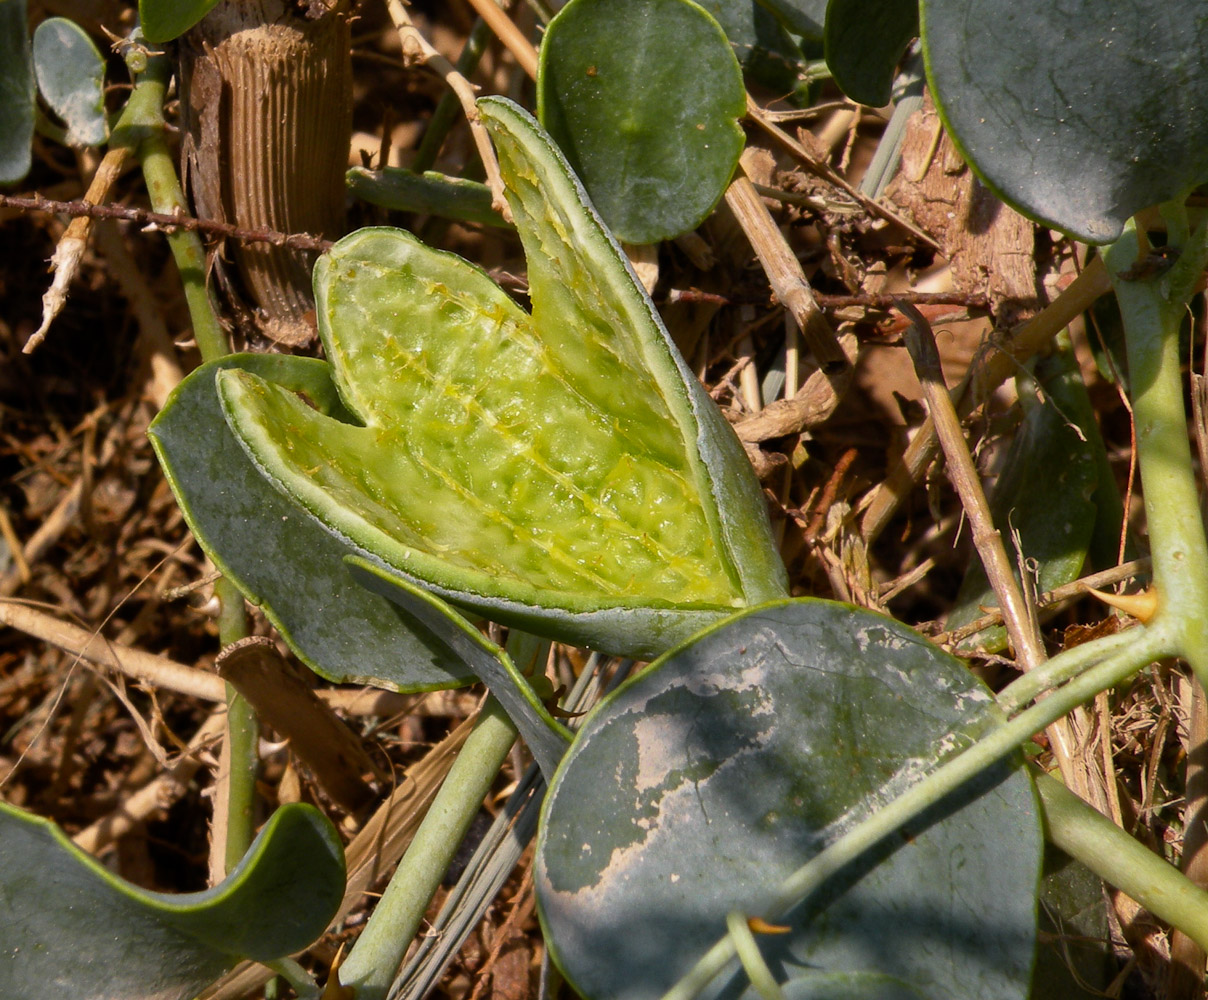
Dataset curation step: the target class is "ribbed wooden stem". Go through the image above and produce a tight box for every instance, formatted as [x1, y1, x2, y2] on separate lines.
[179, 0, 352, 346]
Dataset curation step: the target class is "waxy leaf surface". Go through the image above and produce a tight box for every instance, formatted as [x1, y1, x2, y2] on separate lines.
[139, 0, 220, 42]
[0, 802, 344, 1000]
[825, 0, 918, 107]
[922, 0, 1208, 242]
[695, 0, 807, 96]
[349, 556, 572, 776]
[537, 0, 745, 243]
[759, 0, 826, 38]
[537, 600, 1040, 1000]
[33, 17, 107, 147]
[218, 98, 785, 660]
[0, 0, 34, 184]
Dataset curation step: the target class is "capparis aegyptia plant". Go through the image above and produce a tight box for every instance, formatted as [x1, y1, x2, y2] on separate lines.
[152, 95, 1050, 1000]
[12, 0, 1208, 998]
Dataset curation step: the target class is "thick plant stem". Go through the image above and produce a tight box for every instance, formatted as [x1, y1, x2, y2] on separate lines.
[1106, 225, 1208, 695]
[1036, 769, 1208, 952]
[1108, 214, 1208, 994]
[338, 696, 518, 1000]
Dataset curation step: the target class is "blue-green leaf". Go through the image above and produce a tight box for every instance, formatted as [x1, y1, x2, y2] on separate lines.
[537, 599, 1041, 1000]
[825, 0, 918, 107]
[349, 556, 572, 776]
[922, 0, 1208, 243]
[0, 802, 344, 1000]
[139, 0, 220, 43]
[32, 17, 107, 147]
[149, 354, 474, 692]
[759, 0, 827, 38]
[696, 0, 808, 95]
[0, 0, 35, 184]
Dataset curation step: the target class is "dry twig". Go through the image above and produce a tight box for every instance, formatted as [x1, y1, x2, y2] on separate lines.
[384, 0, 510, 220]
[897, 301, 1104, 810]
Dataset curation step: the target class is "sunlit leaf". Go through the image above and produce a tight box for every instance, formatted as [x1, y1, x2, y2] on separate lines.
[33, 17, 107, 147]
[537, 0, 745, 243]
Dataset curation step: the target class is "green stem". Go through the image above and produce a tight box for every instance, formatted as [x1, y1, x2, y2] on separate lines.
[338, 696, 518, 999]
[1107, 219, 1208, 690]
[1036, 769, 1208, 952]
[995, 626, 1137, 714]
[120, 46, 228, 363]
[120, 43, 254, 867]
[217, 581, 257, 872]
[264, 957, 320, 1000]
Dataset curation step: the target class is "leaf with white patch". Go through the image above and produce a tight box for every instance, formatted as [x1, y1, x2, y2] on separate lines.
[537, 599, 1041, 1000]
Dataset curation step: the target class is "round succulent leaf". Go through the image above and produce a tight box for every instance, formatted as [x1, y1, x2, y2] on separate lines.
[0, 0, 35, 184]
[32, 17, 107, 147]
[921, 0, 1208, 243]
[0, 801, 344, 1000]
[149, 354, 473, 692]
[781, 971, 925, 1000]
[536, 599, 1040, 1000]
[217, 99, 785, 661]
[139, 0, 221, 42]
[824, 0, 918, 107]
[537, 0, 746, 244]
[681, 1, 807, 102]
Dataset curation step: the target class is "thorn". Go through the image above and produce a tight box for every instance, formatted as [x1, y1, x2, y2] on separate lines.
[747, 916, 791, 935]
[1085, 586, 1159, 624]
[321, 943, 355, 1000]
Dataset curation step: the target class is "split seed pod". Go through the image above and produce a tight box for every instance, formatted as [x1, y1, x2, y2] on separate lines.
[214, 98, 788, 659]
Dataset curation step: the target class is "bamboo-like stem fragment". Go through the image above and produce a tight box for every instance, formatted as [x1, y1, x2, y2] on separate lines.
[725, 160, 848, 372]
[179, 0, 352, 346]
